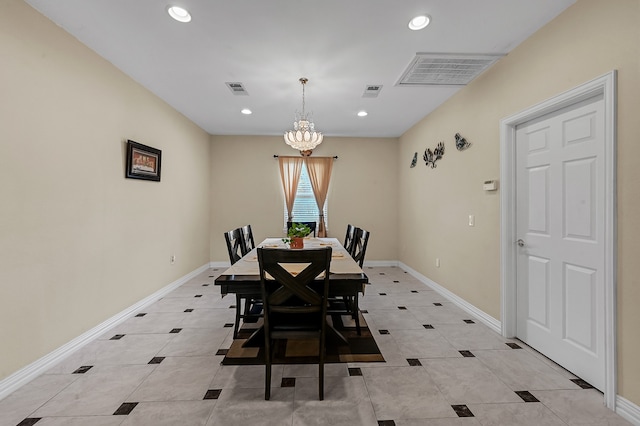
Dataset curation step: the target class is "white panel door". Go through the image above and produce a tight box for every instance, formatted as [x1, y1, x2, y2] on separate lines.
[515, 95, 605, 390]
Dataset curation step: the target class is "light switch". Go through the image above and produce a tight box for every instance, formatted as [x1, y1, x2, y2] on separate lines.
[469, 215, 475, 227]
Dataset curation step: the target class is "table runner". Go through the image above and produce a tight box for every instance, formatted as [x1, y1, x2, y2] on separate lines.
[221, 238, 362, 276]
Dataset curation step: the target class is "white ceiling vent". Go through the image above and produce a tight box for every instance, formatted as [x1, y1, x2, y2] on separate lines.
[397, 53, 505, 86]
[362, 84, 383, 98]
[225, 82, 248, 95]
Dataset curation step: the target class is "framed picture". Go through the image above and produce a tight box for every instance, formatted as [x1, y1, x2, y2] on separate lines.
[125, 140, 162, 181]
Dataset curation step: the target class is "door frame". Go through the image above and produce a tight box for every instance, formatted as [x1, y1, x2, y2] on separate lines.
[499, 71, 617, 408]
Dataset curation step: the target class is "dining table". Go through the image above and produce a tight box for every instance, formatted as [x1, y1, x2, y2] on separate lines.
[214, 237, 369, 346]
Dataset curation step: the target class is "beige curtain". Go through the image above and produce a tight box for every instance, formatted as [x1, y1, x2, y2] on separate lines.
[305, 157, 334, 237]
[278, 156, 304, 222]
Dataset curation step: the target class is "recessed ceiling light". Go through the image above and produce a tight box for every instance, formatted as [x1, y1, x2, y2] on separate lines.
[167, 6, 191, 23]
[357, 111, 368, 117]
[241, 108, 252, 115]
[408, 15, 430, 31]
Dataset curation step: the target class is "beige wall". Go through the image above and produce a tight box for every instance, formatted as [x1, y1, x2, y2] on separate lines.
[398, 0, 640, 404]
[209, 136, 398, 262]
[0, 1, 211, 380]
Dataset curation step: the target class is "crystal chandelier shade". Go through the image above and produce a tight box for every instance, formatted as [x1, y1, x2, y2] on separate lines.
[284, 78, 323, 154]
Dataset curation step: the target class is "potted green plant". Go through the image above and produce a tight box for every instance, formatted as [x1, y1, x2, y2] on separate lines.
[283, 222, 312, 249]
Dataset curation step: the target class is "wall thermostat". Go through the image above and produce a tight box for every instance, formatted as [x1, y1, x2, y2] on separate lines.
[483, 180, 498, 191]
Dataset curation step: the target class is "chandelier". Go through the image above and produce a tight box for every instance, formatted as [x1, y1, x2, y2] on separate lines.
[284, 77, 323, 156]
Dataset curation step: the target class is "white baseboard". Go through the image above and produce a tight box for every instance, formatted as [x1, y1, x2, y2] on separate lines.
[398, 262, 502, 334]
[0, 263, 210, 401]
[616, 395, 640, 425]
[209, 261, 230, 269]
[363, 260, 399, 268]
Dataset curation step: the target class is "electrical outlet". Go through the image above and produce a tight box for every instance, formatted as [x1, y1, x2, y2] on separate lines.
[170, 255, 176, 264]
[436, 258, 440, 267]
[469, 215, 475, 227]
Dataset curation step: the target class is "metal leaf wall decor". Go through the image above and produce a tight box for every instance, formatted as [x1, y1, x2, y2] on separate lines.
[423, 142, 444, 168]
[455, 133, 471, 151]
[410, 152, 417, 168]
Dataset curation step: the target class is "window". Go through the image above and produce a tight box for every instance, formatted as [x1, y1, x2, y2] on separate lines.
[283, 164, 328, 228]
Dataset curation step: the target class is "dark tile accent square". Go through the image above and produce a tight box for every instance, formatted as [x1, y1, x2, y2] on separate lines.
[379, 293, 387, 296]
[223, 323, 233, 328]
[423, 324, 434, 329]
[463, 319, 475, 324]
[281, 377, 296, 387]
[407, 358, 422, 366]
[169, 328, 182, 334]
[348, 368, 363, 376]
[135, 313, 146, 317]
[148, 357, 165, 364]
[216, 349, 229, 356]
[515, 390, 539, 402]
[209, 274, 215, 277]
[203, 389, 222, 400]
[360, 310, 368, 314]
[452, 404, 474, 417]
[229, 305, 236, 309]
[379, 272, 385, 275]
[379, 329, 390, 335]
[113, 402, 138, 415]
[433, 303, 443, 306]
[398, 306, 407, 310]
[72, 365, 93, 374]
[571, 378, 595, 389]
[194, 294, 203, 298]
[184, 308, 194, 312]
[459, 350, 475, 358]
[393, 280, 400, 283]
[202, 283, 210, 286]
[110, 334, 125, 340]
[411, 290, 418, 293]
[378, 421, 396, 426]
[17, 418, 41, 426]
[506, 342, 522, 349]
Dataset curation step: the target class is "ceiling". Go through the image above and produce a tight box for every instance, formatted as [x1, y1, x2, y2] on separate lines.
[25, 0, 576, 138]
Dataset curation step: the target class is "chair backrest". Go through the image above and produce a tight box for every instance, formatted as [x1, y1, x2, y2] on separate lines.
[351, 228, 370, 268]
[287, 221, 317, 237]
[257, 247, 331, 327]
[224, 228, 245, 265]
[240, 224, 255, 256]
[343, 224, 356, 255]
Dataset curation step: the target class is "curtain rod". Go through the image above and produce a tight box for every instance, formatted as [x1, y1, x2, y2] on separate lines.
[273, 155, 338, 159]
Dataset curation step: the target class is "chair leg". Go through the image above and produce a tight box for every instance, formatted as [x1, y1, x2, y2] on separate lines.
[265, 340, 272, 400]
[354, 295, 361, 336]
[233, 294, 242, 339]
[319, 329, 325, 400]
[265, 363, 271, 400]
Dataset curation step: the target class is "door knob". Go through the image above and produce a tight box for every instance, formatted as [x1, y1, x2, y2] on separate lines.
[517, 239, 525, 247]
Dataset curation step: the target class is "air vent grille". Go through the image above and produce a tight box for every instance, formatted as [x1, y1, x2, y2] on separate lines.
[397, 53, 504, 86]
[363, 84, 383, 98]
[225, 82, 248, 95]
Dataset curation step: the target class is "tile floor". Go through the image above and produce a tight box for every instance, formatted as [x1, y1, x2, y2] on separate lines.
[0, 266, 632, 426]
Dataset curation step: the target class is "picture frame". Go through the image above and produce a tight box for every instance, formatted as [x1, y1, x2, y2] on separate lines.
[125, 140, 162, 181]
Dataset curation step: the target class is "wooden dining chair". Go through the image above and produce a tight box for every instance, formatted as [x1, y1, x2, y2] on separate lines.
[224, 227, 260, 339]
[224, 228, 244, 265]
[239, 224, 262, 331]
[327, 223, 359, 333]
[343, 224, 356, 255]
[257, 246, 332, 400]
[240, 224, 255, 254]
[351, 227, 370, 268]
